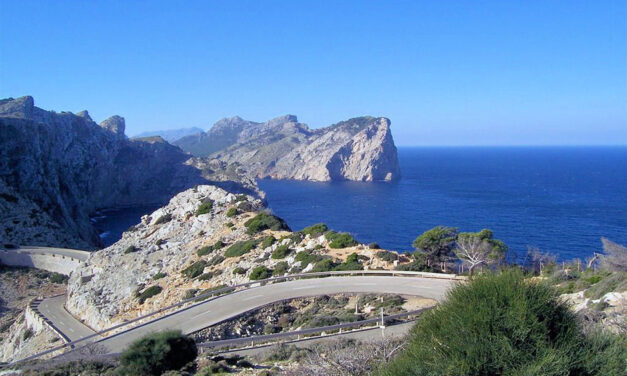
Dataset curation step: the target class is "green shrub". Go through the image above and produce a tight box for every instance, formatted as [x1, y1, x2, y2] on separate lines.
[233, 267, 247, 275]
[155, 239, 165, 246]
[198, 272, 214, 281]
[273, 261, 289, 276]
[154, 213, 173, 225]
[181, 261, 207, 279]
[262, 236, 276, 248]
[235, 194, 247, 202]
[295, 251, 325, 267]
[368, 242, 381, 249]
[207, 255, 225, 266]
[379, 269, 624, 376]
[225, 222, 234, 228]
[23, 328, 33, 341]
[118, 330, 197, 376]
[196, 199, 214, 216]
[197, 246, 213, 257]
[250, 266, 272, 280]
[312, 259, 338, 272]
[137, 285, 163, 304]
[244, 212, 290, 234]
[376, 250, 398, 262]
[124, 245, 138, 254]
[271, 244, 291, 259]
[584, 271, 627, 299]
[49, 272, 68, 284]
[325, 231, 357, 249]
[152, 272, 167, 280]
[301, 223, 328, 237]
[226, 207, 238, 217]
[224, 239, 259, 258]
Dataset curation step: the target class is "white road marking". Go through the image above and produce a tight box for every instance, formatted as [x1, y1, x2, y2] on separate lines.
[355, 283, 377, 286]
[242, 295, 264, 301]
[191, 310, 212, 319]
[293, 286, 319, 290]
[69, 328, 74, 333]
[60, 321, 66, 326]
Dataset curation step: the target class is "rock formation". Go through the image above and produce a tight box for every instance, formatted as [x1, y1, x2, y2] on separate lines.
[0, 97, 254, 249]
[175, 115, 401, 182]
[133, 126, 204, 143]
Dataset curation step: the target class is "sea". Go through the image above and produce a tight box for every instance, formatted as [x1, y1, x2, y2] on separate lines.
[94, 147, 627, 262]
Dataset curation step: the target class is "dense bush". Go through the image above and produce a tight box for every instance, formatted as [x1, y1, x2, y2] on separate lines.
[368, 242, 381, 249]
[197, 246, 213, 257]
[395, 252, 433, 272]
[197, 272, 214, 281]
[301, 223, 329, 237]
[379, 269, 626, 376]
[325, 231, 358, 248]
[295, 250, 325, 267]
[118, 330, 197, 375]
[49, 272, 68, 284]
[271, 244, 291, 259]
[137, 285, 163, 304]
[224, 239, 260, 257]
[250, 266, 272, 280]
[261, 235, 276, 248]
[273, 261, 289, 276]
[376, 250, 399, 262]
[226, 207, 238, 217]
[196, 199, 213, 216]
[207, 255, 225, 267]
[181, 260, 207, 279]
[244, 212, 290, 234]
[154, 213, 173, 225]
[312, 259, 338, 272]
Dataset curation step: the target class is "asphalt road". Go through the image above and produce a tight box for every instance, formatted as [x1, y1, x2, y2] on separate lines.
[36, 295, 96, 341]
[15, 246, 90, 261]
[70, 275, 456, 352]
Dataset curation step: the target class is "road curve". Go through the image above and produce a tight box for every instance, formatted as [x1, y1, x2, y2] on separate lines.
[89, 275, 455, 351]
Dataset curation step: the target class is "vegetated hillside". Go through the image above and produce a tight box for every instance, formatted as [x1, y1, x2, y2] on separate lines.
[0, 97, 255, 249]
[133, 126, 204, 143]
[175, 114, 401, 181]
[64, 185, 407, 331]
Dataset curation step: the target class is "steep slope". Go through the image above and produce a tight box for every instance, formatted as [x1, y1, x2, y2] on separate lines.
[0, 97, 253, 249]
[175, 115, 401, 181]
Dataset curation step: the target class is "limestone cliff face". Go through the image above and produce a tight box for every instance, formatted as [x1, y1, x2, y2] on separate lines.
[175, 115, 401, 182]
[0, 97, 207, 248]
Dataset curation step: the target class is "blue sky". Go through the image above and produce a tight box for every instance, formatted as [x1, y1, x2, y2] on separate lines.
[1, 1, 625, 145]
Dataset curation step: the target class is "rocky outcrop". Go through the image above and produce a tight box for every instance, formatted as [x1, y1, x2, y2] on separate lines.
[66, 185, 401, 330]
[175, 115, 401, 182]
[0, 96, 255, 249]
[133, 126, 204, 143]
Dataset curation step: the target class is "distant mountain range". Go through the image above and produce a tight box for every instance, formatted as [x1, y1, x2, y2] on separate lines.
[133, 127, 204, 143]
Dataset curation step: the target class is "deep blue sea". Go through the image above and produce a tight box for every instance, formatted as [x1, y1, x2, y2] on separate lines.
[95, 147, 627, 262]
[259, 147, 627, 262]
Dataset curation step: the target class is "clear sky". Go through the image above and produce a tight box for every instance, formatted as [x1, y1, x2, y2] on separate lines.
[1, 1, 625, 145]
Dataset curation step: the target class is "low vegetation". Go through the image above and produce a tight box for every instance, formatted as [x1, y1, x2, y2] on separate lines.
[301, 223, 329, 237]
[226, 207, 238, 217]
[153, 213, 172, 225]
[136, 285, 162, 304]
[244, 212, 290, 234]
[195, 199, 213, 215]
[325, 231, 358, 248]
[181, 260, 207, 279]
[261, 235, 276, 248]
[118, 330, 197, 375]
[197, 240, 224, 256]
[224, 239, 260, 257]
[124, 245, 138, 254]
[271, 244, 291, 259]
[249, 265, 272, 280]
[379, 269, 626, 376]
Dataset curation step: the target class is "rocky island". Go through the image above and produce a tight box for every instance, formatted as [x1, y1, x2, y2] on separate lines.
[175, 115, 401, 182]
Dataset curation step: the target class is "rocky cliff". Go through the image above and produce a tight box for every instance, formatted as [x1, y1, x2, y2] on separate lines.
[0, 97, 254, 249]
[175, 115, 401, 182]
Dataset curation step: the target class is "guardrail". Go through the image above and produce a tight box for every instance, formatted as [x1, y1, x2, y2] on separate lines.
[197, 307, 428, 351]
[7, 269, 463, 366]
[29, 296, 71, 344]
